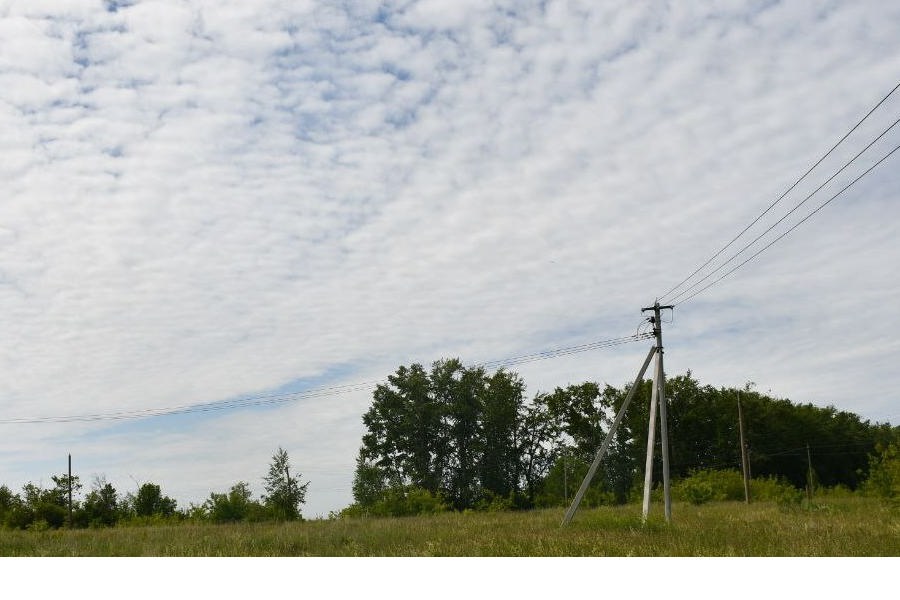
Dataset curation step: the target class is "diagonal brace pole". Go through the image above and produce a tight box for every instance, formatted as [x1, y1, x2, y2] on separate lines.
[561, 346, 657, 526]
[641, 350, 660, 521]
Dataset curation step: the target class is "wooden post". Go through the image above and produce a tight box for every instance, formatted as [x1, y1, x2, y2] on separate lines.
[738, 392, 751, 504]
[806, 444, 814, 504]
[68, 453, 73, 528]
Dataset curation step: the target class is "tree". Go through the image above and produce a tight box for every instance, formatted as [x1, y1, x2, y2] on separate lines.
[206, 482, 266, 523]
[0, 485, 22, 527]
[361, 363, 446, 492]
[262, 447, 309, 520]
[80, 476, 120, 527]
[434, 359, 485, 509]
[355, 358, 557, 511]
[351, 450, 387, 509]
[479, 369, 526, 503]
[129, 482, 177, 518]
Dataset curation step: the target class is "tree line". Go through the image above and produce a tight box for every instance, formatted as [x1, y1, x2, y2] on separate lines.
[0, 447, 307, 530]
[348, 358, 899, 515]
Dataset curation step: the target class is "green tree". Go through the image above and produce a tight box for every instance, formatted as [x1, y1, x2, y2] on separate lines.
[351, 451, 387, 509]
[129, 482, 177, 518]
[262, 447, 308, 520]
[80, 476, 120, 527]
[479, 369, 526, 503]
[432, 359, 485, 509]
[355, 358, 560, 511]
[864, 442, 900, 502]
[206, 482, 266, 523]
[362, 363, 446, 492]
[0, 484, 22, 527]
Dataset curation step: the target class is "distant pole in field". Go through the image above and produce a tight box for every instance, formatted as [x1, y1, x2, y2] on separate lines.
[68, 453, 73, 528]
[806, 444, 814, 503]
[563, 451, 568, 504]
[737, 392, 751, 504]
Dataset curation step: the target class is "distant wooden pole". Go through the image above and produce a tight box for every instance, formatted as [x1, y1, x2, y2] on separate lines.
[737, 392, 751, 504]
[806, 444, 814, 503]
[68, 453, 73, 528]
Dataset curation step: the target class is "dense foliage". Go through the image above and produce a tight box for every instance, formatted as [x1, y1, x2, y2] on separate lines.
[348, 359, 898, 516]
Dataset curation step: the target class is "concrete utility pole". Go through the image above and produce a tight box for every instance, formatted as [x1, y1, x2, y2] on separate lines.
[737, 392, 751, 503]
[561, 302, 675, 526]
[641, 301, 673, 522]
[641, 350, 660, 521]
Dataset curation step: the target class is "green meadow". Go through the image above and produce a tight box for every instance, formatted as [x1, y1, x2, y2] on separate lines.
[2, 497, 897, 557]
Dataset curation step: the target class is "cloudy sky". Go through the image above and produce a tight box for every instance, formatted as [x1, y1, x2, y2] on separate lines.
[1, 0, 899, 517]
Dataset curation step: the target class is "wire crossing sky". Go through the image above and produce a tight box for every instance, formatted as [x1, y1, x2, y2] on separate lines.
[0, 332, 654, 424]
[658, 80, 900, 304]
[1, 1, 899, 517]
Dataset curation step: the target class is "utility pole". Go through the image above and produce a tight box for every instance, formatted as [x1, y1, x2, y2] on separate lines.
[641, 350, 660, 521]
[737, 392, 751, 504]
[641, 301, 673, 523]
[562, 302, 676, 526]
[806, 444, 814, 504]
[68, 453, 73, 528]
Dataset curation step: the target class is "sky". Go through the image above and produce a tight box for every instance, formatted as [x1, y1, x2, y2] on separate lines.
[1, 0, 899, 518]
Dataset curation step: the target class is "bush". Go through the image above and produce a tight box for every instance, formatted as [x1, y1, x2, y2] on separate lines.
[673, 470, 745, 503]
[673, 469, 802, 505]
[681, 478, 715, 505]
[475, 492, 515, 512]
[863, 443, 900, 503]
[341, 486, 449, 518]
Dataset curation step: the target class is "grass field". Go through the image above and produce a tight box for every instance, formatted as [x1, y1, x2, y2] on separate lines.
[1, 498, 898, 556]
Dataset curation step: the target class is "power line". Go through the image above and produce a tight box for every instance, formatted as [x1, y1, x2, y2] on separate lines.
[475, 332, 654, 370]
[0, 331, 654, 425]
[659, 80, 900, 303]
[668, 115, 900, 304]
[675, 141, 900, 306]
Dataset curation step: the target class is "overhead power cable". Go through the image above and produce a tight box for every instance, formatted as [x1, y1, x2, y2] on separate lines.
[475, 332, 654, 370]
[659, 80, 900, 303]
[675, 141, 900, 306]
[0, 331, 654, 425]
[668, 115, 900, 304]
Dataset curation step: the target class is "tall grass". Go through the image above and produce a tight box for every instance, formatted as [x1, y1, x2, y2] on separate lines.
[0, 497, 897, 556]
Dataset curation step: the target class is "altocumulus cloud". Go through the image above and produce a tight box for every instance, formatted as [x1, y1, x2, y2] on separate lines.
[0, 0, 899, 516]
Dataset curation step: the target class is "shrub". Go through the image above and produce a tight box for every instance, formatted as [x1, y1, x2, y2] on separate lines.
[341, 486, 449, 518]
[672, 469, 802, 505]
[475, 492, 515, 512]
[681, 478, 715, 505]
[863, 443, 900, 503]
[673, 469, 745, 503]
